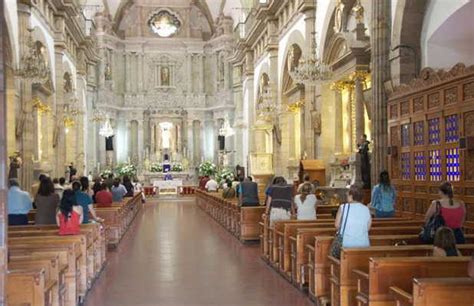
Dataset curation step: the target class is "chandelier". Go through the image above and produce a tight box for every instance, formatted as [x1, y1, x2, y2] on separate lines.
[289, 31, 332, 85]
[16, 29, 50, 83]
[99, 116, 114, 138]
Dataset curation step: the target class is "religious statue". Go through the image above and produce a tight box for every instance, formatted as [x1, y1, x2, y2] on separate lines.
[161, 66, 170, 86]
[334, 0, 345, 33]
[357, 134, 371, 189]
[311, 110, 322, 135]
[287, 45, 299, 73]
[352, 0, 365, 24]
[104, 63, 112, 80]
[8, 152, 22, 180]
[64, 72, 72, 93]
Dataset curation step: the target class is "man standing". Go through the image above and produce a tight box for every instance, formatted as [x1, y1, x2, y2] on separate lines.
[358, 134, 371, 189]
[69, 162, 77, 181]
[239, 177, 260, 207]
[7, 179, 33, 225]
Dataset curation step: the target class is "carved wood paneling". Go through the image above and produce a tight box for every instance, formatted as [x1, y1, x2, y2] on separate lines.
[388, 63, 474, 222]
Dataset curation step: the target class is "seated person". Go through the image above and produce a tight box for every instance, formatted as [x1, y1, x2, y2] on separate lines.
[433, 227, 462, 256]
[95, 183, 113, 207]
[297, 174, 315, 194]
[7, 179, 33, 225]
[295, 183, 318, 220]
[239, 177, 259, 207]
[73, 181, 102, 224]
[35, 177, 60, 225]
[57, 189, 83, 235]
[199, 175, 210, 190]
[222, 180, 236, 199]
[205, 177, 218, 192]
[122, 175, 134, 197]
[111, 178, 127, 202]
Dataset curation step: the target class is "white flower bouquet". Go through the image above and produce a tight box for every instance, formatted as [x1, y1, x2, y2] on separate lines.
[150, 163, 163, 173]
[198, 161, 217, 176]
[116, 163, 137, 178]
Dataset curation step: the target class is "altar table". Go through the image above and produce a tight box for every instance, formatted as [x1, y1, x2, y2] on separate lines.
[153, 180, 183, 195]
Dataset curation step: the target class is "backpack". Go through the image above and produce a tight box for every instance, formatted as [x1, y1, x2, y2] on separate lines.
[419, 201, 445, 243]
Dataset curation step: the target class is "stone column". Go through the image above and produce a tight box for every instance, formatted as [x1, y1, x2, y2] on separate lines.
[223, 54, 230, 90]
[138, 120, 144, 162]
[200, 54, 205, 93]
[124, 52, 130, 92]
[0, 1, 9, 300]
[187, 53, 193, 94]
[334, 87, 343, 154]
[127, 120, 132, 159]
[354, 72, 366, 141]
[371, 0, 391, 180]
[193, 120, 201, 163]
[186, 119, 193, 162]
[304, 8, 316, 158]
[150, 122, 155, 156]
[138, 53, 143, 92]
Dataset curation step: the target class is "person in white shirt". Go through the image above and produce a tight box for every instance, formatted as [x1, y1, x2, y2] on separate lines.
[295, 183, 318, 220]
[53, 178, 65, 200]
[297, 174, 315, 194]
[205, 177, 219, 192]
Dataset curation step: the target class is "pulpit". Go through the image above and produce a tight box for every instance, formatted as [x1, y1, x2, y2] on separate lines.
[299, 160, 326, 186]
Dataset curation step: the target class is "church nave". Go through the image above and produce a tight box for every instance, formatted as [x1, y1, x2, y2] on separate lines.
[84, 199, 313, 306]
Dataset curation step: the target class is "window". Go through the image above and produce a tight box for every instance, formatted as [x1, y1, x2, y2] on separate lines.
[149, 11, 181, 38]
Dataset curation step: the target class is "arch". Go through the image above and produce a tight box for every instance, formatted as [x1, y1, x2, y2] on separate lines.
[30, 15, 56, 86]
[323, 34, 349, 66]
[279, 29, 305, 97]
[421, 0, 474, 69]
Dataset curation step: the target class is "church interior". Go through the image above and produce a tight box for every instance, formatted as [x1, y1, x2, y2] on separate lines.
[1, 0, 474, 305]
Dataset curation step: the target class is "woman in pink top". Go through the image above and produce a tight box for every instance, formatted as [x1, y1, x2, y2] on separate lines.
[425, 182, 466, 244]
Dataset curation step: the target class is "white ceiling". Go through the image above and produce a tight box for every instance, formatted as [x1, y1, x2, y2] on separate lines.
[83, 0, 245, 23]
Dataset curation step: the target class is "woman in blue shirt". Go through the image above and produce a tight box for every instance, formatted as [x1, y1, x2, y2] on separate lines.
[370, 171, 396, 218]
[72, 181, 102, 224]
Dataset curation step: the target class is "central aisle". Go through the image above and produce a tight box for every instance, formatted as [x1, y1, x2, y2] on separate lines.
[85, 199, 314, 306]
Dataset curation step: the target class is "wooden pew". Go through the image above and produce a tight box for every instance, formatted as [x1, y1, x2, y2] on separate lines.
[329, 244, 474, 306]
[390, 277, 474, 306]
[7, 268, 54, 306]
[9, 241, 81, 305]
[356, 257, 472, 306]
[9, 256, 61, 306]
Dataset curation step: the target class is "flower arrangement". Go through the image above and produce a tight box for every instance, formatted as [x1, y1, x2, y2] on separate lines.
[100, 169, 113, 178]
[217, 168, 235, 184]
[150, 162, 163, 173]
[198, 161, 217, 176]
[172, 163, 183, 172]
[116, 163, 137, 178]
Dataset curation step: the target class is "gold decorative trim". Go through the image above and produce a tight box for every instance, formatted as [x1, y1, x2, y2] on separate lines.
[286, 100, 304, 112]
[32, 97, 51, 114]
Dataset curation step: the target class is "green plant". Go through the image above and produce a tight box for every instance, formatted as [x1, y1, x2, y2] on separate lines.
[172, 163, 183, 172]
[150, 162, 163, 173]
[198, 161, 217, 176]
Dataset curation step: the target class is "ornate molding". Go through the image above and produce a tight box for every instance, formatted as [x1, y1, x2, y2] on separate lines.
[391, 63, 474, 98]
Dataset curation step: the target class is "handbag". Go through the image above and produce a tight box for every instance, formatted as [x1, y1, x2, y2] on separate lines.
[330, 204, 350, 259]
[419, 201, 445, 243]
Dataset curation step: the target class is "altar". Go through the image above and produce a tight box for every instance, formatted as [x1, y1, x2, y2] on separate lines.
[153, 179, 183, 195]
[143, 171, 195, 186]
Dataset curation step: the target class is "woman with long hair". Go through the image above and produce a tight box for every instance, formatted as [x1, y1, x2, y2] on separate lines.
[370, 171, 396, 218]
[265, 176, 295, 225]
[35, 177, 60, 225]
[425, 182, 466, 244]
[295, 183, 318, 220]
[56, 189, 83, 235]
[433, 227, 461, 256]
[122, 175, 134, 197]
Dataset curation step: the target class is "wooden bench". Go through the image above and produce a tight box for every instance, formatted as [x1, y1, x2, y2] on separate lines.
[7, 267, 55, 306]
[389, 277, 474, 306]
[356, 257, 472, 306]
[195, 189, 267, 242]
[329, 244, 474, 306]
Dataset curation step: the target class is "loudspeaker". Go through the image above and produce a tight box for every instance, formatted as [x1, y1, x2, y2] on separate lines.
[218, 135, 225, 151]
[105, 136, 114, 151]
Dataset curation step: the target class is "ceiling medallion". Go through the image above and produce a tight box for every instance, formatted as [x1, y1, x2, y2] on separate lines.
[149, 10, 181, 38]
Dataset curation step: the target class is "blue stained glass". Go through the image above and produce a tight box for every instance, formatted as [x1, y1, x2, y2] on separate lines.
[401, 152, 411, 180]
[401, 124, 410, 147]
[414, 121, 424, 145]
[428, 118, 440, 145]
[446, 148, 460, 181]
[429, 150, 442, 181]
[414, 152, 426, 181]
[445, 115, 459, 143]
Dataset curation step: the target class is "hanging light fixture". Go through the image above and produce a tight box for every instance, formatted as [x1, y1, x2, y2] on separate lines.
[99, 116, 114, 138]
[289, 31, 332, 85]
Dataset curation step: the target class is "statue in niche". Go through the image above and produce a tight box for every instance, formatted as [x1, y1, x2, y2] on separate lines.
[287, 45, 299, 72]
[8, 152, 22, 180]
[311, 110, 322, 135]
[357, 134, 371, 189]
[334, 0, 345, 33]
[64, 73, 72, 93]
[352, 0, 365, 24]
[160, 66, 170, 86]
[104, 63, 112, 80]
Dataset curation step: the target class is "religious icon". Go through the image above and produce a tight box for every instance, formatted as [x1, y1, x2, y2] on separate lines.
[8, 152, 22, 180]
[311, 110, 322, 135]
[334, 0, 345, 33]
[161, 66, 170, 86]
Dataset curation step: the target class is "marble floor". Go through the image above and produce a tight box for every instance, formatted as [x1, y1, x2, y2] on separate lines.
[85, 198, 314, 306]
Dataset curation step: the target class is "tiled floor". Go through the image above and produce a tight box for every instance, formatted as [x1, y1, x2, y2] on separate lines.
[85, 198, 314, 306]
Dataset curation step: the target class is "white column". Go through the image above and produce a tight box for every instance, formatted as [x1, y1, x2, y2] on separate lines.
[138, 120, 144, 162]
[125, 52, 130, 92]
[200, 54, 205, 93]
[187, 53, 193, 94]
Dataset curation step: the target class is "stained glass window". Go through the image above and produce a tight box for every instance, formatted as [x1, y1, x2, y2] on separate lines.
[445, 114, 459, 143]
[428, 118, 440, 145]
[413, 121, 424, 145]
[401, 152, 411, 180]
[414, 151, 426, 181]
[446, 148, 460, 181]
[429, 150, 442, 181]
[401, 124, 410, 147]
